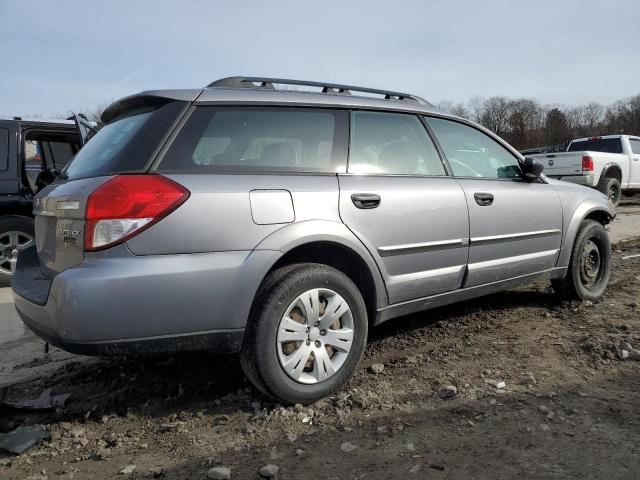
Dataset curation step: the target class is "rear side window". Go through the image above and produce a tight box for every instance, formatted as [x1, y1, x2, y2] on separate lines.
[630, 138, 640, 155]
[426, 117, 522, 179]
[0, 129, 8, 171]
[348, 111, 446, 175]
[64, 101, 186, 180]
[158, 107, 347, 173]
[567, 138, 623, 154]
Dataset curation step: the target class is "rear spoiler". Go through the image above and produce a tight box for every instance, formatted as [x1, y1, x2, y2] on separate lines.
[101, 90, 202, 123]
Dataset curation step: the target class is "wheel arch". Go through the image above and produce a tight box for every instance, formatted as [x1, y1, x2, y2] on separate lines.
[556, 200, 615, 268]
[600, 163, 623, 183]
[252, 220, 388, 324]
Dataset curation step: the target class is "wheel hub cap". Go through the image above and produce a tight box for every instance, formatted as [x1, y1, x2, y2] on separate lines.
[308, 327, 321, 342]
[277, 288, 354, 384]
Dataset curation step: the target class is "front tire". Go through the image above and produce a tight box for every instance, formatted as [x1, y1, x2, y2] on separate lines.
[552, 220, 611, 301]
[240, 263, 367, 404]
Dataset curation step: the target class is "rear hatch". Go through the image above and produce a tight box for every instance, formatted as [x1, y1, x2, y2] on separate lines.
[530, 152, 583, 176]
[33, 99, 187, 274]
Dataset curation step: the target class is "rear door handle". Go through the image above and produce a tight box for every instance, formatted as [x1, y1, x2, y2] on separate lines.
[474, 192, 494, 206]
[351, 193, 381, 209]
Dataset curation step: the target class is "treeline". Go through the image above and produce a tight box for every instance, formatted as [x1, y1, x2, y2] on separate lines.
[436, 94, 640, 151]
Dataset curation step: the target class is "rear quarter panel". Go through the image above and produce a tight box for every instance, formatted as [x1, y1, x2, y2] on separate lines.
[125, 174, 341, 254]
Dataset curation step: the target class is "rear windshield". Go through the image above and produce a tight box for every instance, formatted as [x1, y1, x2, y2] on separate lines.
[63, 101, 185, 180]
[567, 138, 623, 154]
[157, 107, 347, 173]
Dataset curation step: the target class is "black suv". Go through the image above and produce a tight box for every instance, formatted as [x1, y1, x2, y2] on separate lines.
[0, 116, 90, 285]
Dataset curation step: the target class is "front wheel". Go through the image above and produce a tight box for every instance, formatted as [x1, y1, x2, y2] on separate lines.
[552, 220, 611, 301]
[240, 263, 368, 404]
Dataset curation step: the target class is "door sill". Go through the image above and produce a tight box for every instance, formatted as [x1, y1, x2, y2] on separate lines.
[375, 267, 567, 324]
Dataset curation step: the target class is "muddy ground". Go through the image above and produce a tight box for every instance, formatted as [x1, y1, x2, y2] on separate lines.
[1, 233, 639, 479]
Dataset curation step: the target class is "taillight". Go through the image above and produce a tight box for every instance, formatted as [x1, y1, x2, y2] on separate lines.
[581, 155, 594, 172]
[85, 175, 189, 251]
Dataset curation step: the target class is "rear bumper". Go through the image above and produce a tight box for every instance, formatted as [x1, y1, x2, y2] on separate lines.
[549, 174, 595, 186]
[12, 245, 281, 356]
[18, 311, 245, 356]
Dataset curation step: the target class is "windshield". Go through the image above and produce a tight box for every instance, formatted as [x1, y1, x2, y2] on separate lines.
[63, 101, 185, 180]
[567, 138, 623, 154]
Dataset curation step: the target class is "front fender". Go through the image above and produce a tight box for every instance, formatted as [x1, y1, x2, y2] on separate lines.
[254, 219, 388, 307]
[556, 199, 616, 268]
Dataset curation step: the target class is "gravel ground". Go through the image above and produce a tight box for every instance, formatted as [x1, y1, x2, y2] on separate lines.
[0, 203, 639, 479]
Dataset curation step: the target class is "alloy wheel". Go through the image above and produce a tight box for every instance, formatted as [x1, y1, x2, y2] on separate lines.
[0, 231, 35, 276]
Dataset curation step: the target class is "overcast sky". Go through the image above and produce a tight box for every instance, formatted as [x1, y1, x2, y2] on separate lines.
[1, 0, 638, 117]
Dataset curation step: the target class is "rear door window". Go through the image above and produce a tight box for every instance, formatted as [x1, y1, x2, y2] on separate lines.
[630, 138, 640, 155]
[158, 107, 347, 173]
[348, 111, 445, 175]
[0, 129, 8, 171]
[64, 101, 186, 180]
[567, 138, 623, 154]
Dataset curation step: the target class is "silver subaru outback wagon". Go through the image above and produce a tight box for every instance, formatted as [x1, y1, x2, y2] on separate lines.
[12, 77, 615, 403]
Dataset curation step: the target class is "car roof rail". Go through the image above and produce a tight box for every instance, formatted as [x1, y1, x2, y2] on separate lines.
[207, 77, 431, 105]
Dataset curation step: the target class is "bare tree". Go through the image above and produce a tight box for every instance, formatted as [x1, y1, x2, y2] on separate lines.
[432, 92, 639, 150]
[435, 100, 468, 118]
[468, 95, 486, 123]
[480, 97, 510, 135]
[583, 102, 604, 132]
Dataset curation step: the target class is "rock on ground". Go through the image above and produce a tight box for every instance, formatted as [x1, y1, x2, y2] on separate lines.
[258, 464, 279, 478]
[340, 442, 358, 453]
[207, 467, 231, 480]
[370, 363, 385, 374]
[439, 385, 458, 400]
[119, 465, 136, 475]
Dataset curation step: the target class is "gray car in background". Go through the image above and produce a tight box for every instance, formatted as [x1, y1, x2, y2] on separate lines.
[12, 77, 616, 403]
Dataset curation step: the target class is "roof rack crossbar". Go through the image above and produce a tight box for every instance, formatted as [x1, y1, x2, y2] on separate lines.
[207, 77, 429, 104]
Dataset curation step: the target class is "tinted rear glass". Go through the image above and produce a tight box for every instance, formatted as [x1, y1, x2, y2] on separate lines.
[0, 129, 8, 171]
[567, 138, 623, 154]
[64, 101, 185, 180]
[158, 107, 347, 173]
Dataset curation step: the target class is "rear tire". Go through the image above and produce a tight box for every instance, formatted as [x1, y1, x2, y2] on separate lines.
[240, 263, 367, 405]
[598, 177, 621, 207]
[552, 220, 611, 301]
[0, 216, 35, 287]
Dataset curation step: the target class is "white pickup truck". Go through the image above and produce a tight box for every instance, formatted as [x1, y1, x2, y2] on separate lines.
[529, 135, 640, 206]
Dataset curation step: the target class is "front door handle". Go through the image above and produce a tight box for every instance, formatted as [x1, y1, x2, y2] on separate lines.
[474, 192, 494, 206]
[351, 193, 381, 209]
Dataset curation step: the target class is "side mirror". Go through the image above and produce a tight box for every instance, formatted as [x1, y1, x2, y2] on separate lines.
[523, 157, 544, 180]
